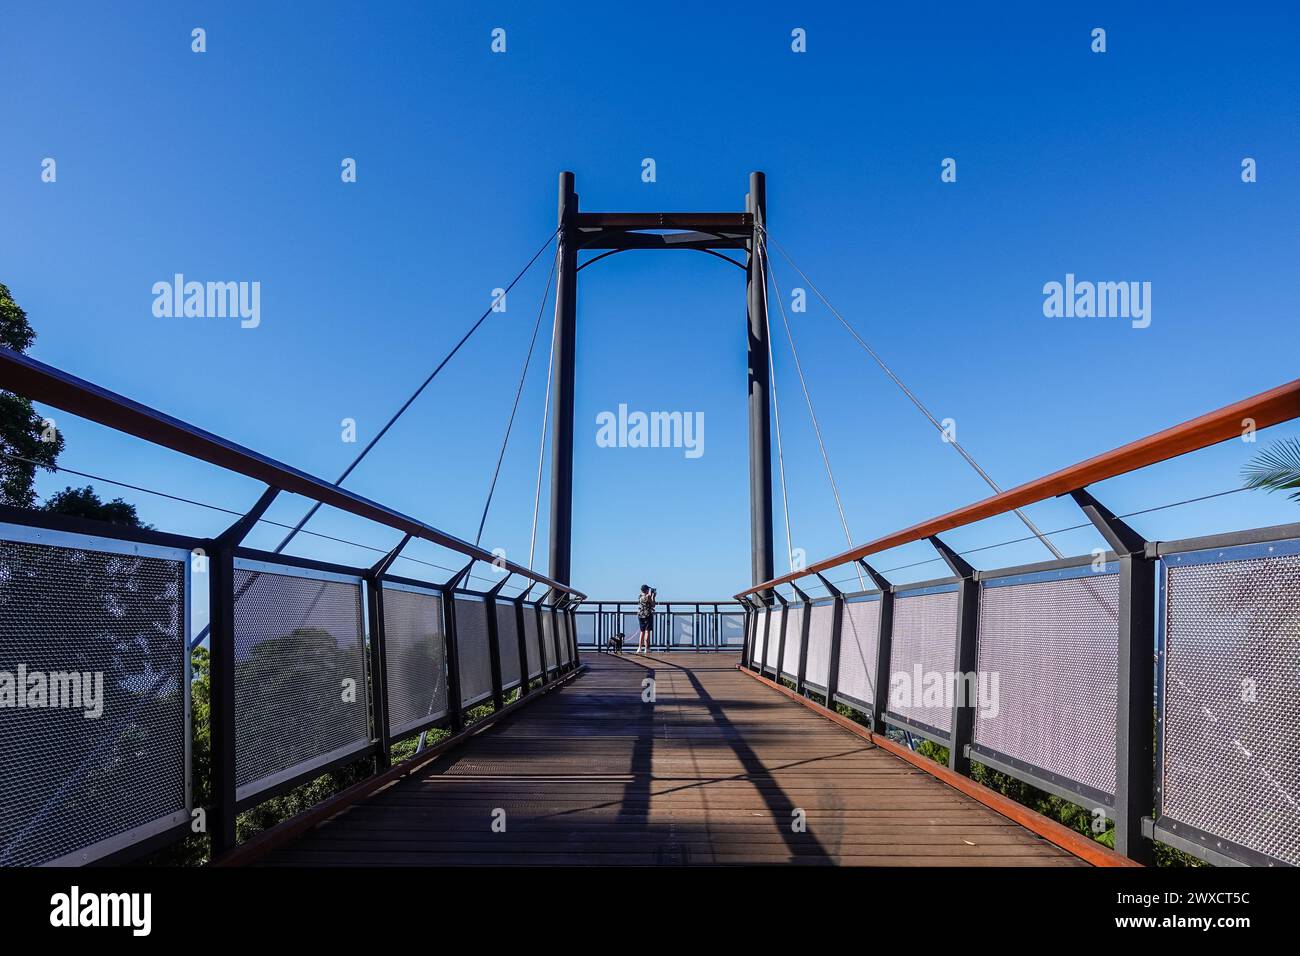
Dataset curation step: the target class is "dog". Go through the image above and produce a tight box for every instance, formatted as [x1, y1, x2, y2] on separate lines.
[608, 631, 625, 655]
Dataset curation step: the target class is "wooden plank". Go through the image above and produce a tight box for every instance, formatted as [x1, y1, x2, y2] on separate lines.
[247, 652, 1096, 867]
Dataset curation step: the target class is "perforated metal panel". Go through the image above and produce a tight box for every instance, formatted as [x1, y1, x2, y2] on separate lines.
[974, 565, 1120, 800]
[0, 525, 190, 866]
[522, 606, 542, 679]
[454, 596, 492, 707]
[542, 608, 557, 671]
[494, 601, 522, 690]
[837, 595, 881, 708]
[804, 602, 835, 688]
[887, 586, 960, 736]
[764, 606, 784, 669]
[557, 611, 573, 665]
[751, 608, 768, 665]
[1160, 540, 1300, 866]
[232, 559, 369, 802]
[381, 584, 447, 737]
[781, 605, 805, 678]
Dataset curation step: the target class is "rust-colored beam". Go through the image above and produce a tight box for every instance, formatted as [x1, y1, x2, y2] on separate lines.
[738, 665, 1140, 867]
[0, 347, 585, 599]
[740, 377, 1300, 597]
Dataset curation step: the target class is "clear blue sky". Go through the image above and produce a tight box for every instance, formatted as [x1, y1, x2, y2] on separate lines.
[2, 1, 1297, 600]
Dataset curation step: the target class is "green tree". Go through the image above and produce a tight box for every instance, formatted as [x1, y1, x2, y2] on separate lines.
[1243, 437, 1300, 503]
[41, 484, 152, 528]
[0, 283, 63, 505]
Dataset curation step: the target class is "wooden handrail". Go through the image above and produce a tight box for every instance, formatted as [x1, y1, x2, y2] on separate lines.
[738, 377, 1300, 598]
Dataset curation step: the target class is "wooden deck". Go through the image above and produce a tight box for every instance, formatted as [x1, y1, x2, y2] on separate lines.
[260, 652, 1088, 866]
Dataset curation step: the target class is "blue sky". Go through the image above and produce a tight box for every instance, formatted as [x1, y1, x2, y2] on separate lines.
[2, 1, 1298, 600]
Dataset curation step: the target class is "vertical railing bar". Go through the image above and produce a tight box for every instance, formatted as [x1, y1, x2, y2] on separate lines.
[209, 485, 280, 857]
[928, 535, 978, 776]
[860, 561, 894, 734]
[1070, 487, 1155, 864]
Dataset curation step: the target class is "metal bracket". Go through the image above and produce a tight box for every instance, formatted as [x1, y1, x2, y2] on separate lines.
[1069, 488, 1146, 555]
[928, 535, 975, 578]
[815, 573, 842, 598]
[369, 533, 412, 579]
[216, 486, 280, 548]
[858, 559, 892, 591]
[445, 559, 475, 591]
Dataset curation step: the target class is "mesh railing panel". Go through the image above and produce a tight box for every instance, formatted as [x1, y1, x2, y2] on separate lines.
[454, 596, 492, 707]
[542, 609, 556, 671]
[887, 588, 960, 736]
[232, 562, 370, 801]
[495, 602, 522, 690]
[837, 597, 881, 707]
[523, 607, 541, 679]
[1160, 543, 1300, 866]
[974, 568, 1120, 799]
[781, 605, 805, 677]
[381, 586, 447, 738]
[751, 608, 768, 665]
[764, 607, 784, 669]
[557, 611, 573, 665]
[804, 602, 835, 688]
[0, 530, 189, 866]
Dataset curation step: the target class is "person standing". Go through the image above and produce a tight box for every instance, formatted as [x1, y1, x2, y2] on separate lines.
[634, 584, 656, 653]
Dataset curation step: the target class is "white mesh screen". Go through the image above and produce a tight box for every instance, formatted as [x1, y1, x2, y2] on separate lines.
[781, 605, 805, 678]
[1161, 543, 1300, 866]
[804, 602, 835, 688]
[764, 606, 784, 668]
[887, 588, 960, 736]
[974, 568, 1120, 798]
[836, 597, 881, 707]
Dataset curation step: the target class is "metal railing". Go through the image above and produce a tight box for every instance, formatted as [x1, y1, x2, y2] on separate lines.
[574, 601, 746, 651]
[0, 347, 585, 866]
[737, 377, 1300, 868]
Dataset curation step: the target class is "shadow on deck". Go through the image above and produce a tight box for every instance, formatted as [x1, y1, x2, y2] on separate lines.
[258, 652, 1088, 866]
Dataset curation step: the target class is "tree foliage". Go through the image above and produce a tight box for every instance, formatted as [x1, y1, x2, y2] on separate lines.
[41, 485, 152, 528]
[0, 283, 62, 506]
[1243, 437, 1300, 503]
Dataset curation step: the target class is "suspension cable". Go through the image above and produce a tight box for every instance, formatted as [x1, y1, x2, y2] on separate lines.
[767, 235, 1064, 561]
[528, 269, 560, 571]
[271, 227, 560, 554]
[762, 241, 857, 561]
[755, 237, 795, 573]
[475, 247, 559, 546]
[0, 450, 515, 589]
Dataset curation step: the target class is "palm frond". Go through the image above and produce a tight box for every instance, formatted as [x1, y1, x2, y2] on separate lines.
[1242, 437, 1300, 502]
